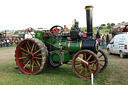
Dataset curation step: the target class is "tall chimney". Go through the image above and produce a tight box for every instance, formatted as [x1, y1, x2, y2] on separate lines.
[85, 6, 93, 38]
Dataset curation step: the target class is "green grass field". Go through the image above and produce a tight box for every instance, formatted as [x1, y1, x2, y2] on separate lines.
[0, 45, 113, 85]
[0, 61, 111, 85]
[1, 57, 127, 85]
[80, 26, 111, 34]
[1, 46, 127, 85]
[93, 28, 110, 34]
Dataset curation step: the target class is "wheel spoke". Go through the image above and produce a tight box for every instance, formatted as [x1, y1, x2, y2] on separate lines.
[78, 55, 81, 58]
[89, 60, 96, 64]
[20, 47, 28, 53]
[79, 67, 84, 74]
[23, 58, 29, 64]
[31, 43, 35, 53]
[35, 59, 41, 66]
[92, 63, 96, 70]
[86, 55, 92, 62]
[75, 65, 82, 68]
[23, 60, 30, 68]
[34, 49, 41, 55]
[35, 53, 42, 56]
[32, 61, 34, 71]
[88, 68, 93, 73]
[34, 57, 42, 60]
[88, 65, 96, 69]
[19, 56, 27, 60]
[98, 54, 103, 58]
[100, 63, 104, 67]
[100, 60, 105, 62]
[33, 60, 39, 68]
[27, 41, 31, 50]
[76, 60, 81, 64]
[26, 44, 30, 53]
[22, 52, 28, 55]
[85, 68, 87, 76]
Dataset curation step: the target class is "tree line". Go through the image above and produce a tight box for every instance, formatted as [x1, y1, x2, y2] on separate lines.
[99, 23, 115, 29]
[79, 23, 116, 32]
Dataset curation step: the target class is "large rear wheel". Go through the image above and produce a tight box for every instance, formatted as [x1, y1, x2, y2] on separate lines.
[15, 38, 48, 74]
[72, 50, 100, 78]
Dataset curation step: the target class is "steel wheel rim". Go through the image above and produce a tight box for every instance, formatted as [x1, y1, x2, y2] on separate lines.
[15, 39, 45, 74]
[72, 50, 100, 78]
[97, 49, 108, 73]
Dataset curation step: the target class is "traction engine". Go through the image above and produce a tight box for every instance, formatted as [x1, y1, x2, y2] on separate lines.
[15, 6, 108, 78]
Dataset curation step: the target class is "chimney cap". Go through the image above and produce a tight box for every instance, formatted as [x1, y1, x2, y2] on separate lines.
[85, 6, 93, 10]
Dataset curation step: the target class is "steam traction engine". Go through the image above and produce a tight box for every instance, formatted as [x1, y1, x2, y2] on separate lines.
[15, 6, 108, 78]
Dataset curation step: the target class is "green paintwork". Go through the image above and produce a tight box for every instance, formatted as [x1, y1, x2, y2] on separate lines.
[53, 41, 81, 53]
[34, 30, 81, 62]
[35, 31, 45, 42]
[45, 34, 55, 44]
[62, 50, 72, 61]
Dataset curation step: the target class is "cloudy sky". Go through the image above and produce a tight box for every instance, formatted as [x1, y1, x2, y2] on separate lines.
[0, 0, 127, 30]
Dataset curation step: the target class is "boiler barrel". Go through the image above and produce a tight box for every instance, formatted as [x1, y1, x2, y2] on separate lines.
[53, 41, 82, 53]
[53, 40, 97, 53]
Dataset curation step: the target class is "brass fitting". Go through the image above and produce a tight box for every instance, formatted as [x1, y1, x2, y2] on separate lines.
[72, 21, 75, 28]
[85, 6, 93, 10]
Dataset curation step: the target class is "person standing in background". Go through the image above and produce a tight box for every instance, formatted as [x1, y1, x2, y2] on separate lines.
[96, 27, 101, 46]
[97, 38, 100, 45]
[6, 38, 10, 47]
[102, 36, 105, 49]
[10, 38, 13, 46]
[106, 34, 109, 46]
[15, 38, 19, 46]
[3, 40, 6, 47]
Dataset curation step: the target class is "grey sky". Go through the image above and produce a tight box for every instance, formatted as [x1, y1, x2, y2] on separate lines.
[0, 0, 127, 30]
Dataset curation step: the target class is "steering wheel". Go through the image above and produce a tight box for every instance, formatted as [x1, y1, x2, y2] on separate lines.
[50, 25, 65, 34]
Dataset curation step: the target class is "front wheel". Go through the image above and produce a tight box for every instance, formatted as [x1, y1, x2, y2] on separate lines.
[72, 50, 100, 78]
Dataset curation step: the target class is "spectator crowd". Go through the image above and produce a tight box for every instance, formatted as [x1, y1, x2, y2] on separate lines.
[0, 37, 23, 48]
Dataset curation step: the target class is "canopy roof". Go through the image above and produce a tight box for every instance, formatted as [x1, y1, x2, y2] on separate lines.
[113, 22, 128, 29]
